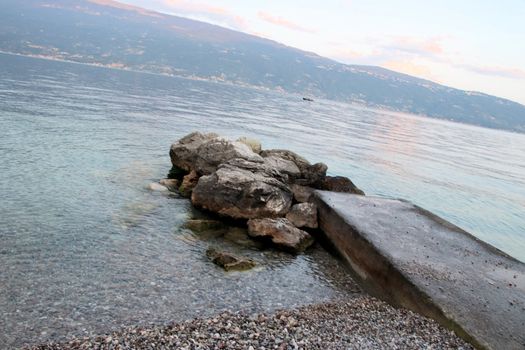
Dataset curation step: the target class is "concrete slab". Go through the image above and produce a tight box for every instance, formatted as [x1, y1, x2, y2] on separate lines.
[313, 191, 525, 350]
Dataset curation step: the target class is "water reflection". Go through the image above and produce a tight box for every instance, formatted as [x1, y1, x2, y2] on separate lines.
[1, 54, 525, 348]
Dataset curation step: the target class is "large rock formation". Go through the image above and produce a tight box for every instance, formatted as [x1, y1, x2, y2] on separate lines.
[168, 131, 364, 253]
[247, 218, 315, 253]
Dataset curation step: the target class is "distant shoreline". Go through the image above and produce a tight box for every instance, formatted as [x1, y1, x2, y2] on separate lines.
[1, 51, 523, 136]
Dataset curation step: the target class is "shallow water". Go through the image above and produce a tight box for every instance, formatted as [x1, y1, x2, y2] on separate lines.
[1, 53, 524, 348]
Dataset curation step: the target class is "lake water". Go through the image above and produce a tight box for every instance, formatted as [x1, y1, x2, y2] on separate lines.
[1, 53, 524, 348]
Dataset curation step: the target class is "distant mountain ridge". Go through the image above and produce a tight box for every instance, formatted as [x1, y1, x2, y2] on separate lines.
[1, 0, 525, 133]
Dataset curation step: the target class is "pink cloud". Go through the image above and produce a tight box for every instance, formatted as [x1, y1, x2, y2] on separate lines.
[258, 11, 316, 33]
[163, 0, 247, 29]
[382, 60, 439, 81]
[384, 36, 445, 57]
[457, 64, 525, 80]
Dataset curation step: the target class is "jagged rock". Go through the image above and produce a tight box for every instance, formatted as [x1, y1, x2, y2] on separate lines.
[159, 178, 180, 191]
[286, 203, 318, 229]
[170, 132, 218, 172]
[185, 219, 227, 233]
[290, 184, 315, 203]
[247, 218, 314, 253]
[237, 136, 262, 154]
[317, 176, 365, 195]
[193, 138, 264, 175]
[171, 132, 264, 176]
[223, 157, 287, 182]
[191, 160, 293, 219]
[179, 170, 199, 197]
[261, 149, 327, 185]
[261, 149, 310, 169]
[263, 156, 301, 181]
[206, 248, 256, 271]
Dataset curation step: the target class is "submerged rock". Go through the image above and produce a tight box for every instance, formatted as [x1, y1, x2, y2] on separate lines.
[224, 227, 264, 249]
[185, 219, 227, 233]
[247, 218, 314, 253]
[286, 203, 318, 229]
[206, 248, 256, 271]
[318, 176, 365, 195]
[191, 160, 293, 219]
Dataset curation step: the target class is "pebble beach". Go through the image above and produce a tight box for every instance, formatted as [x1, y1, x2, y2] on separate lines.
[28, 296, 472, 350]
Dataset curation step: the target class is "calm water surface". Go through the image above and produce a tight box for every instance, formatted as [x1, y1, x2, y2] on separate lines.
[1, 54, 524, 348]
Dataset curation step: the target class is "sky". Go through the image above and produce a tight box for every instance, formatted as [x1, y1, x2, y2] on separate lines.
[119, 0, 525, 104]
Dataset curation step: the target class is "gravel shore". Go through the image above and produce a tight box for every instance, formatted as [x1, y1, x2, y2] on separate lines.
[27, 296, 472, 350]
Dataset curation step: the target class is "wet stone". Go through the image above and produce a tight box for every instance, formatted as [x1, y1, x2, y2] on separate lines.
[247, 218, 315, 254]
[179, 170, 199, 197]
[206, 248, 256, 271]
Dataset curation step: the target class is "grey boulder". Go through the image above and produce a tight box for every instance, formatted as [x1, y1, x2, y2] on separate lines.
[170, 132, 218, 172]
[170, 132, 263, 175]
[261, 149, 327, 185]
[194, 138, 263, 175]
[191, 160, 293, 219]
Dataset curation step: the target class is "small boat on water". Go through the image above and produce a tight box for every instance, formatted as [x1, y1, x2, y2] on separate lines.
[302, 97, 314, 102]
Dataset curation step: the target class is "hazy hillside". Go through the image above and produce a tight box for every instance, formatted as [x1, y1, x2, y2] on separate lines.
[1, 0, 524, 132]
